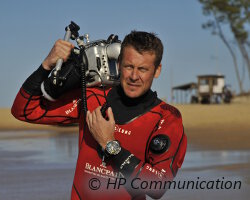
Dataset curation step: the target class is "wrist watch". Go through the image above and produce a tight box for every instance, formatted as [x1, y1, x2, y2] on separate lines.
[105, 140, 121, 156]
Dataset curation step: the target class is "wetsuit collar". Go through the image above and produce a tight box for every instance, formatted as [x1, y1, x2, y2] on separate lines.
[116, 85, 157, 108]
[107, 85, 161, 124]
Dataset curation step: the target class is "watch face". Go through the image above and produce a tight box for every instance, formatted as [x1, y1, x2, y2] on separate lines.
[106, 140, 121, 155]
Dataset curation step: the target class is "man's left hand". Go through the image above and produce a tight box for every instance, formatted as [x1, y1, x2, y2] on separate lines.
[86, 107, 115, 149]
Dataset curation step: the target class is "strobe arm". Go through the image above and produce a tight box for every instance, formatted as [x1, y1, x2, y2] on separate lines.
[53, 21, 80, 85]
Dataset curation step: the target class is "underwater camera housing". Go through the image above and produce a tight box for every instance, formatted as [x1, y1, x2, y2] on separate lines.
[41, 21, 121, 103]
[82, 37, 121, 87]
[50, 21, 121, 88]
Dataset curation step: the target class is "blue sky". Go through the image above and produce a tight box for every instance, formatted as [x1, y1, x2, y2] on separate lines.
[0, 0, 248, 107]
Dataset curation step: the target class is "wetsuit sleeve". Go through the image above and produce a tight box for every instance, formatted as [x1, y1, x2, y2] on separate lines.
[110, 106, 187, 199]
[11, 65, 81, 125]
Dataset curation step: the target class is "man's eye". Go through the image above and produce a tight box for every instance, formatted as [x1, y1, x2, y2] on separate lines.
[139, 68, 148, 72]
[125, 65, 133, 69]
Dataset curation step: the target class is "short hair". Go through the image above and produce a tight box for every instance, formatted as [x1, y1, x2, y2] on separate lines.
[119, 30, 163, 67]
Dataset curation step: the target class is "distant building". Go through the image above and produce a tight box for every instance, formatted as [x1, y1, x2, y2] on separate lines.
[198, 74, 225, 103]
[172, 82, 197, 104]
[172, 74, 232, 104]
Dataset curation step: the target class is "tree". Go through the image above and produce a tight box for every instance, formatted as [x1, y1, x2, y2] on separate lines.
[199, 0, 250, 94]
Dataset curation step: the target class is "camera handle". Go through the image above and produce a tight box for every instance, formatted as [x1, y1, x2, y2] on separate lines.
[53, 21, 80, 85]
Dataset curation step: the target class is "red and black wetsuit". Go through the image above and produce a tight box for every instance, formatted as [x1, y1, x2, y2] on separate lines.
[11, 65, 187, 200]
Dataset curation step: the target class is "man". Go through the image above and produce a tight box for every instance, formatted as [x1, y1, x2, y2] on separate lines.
[12, 31, 187, 200]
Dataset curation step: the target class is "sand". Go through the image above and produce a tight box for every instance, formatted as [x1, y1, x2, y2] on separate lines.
[1, 97, 250, 150]
[175, 99, 250, 150]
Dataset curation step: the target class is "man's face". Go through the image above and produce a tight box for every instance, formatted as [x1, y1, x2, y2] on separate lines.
[119, 46, 161, 98]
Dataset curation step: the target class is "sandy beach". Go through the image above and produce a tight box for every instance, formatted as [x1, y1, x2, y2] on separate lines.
[1, 97, 250, 150]
[177, 98, 250, 150]
[1, 97, 250, 200]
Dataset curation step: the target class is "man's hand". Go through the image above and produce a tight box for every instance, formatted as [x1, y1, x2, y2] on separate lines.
[42, 39, 74, 71]
[86, 107, 116, 149]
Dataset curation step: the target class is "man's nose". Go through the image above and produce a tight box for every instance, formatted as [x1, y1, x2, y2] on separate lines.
[130, 69, 139, 81]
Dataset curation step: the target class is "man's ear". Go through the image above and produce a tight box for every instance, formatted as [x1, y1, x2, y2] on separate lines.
[117, 55, 121, 72]
[154, 64, 162, 78]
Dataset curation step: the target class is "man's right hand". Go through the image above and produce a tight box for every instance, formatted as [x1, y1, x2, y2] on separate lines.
[42, 39, 74, 71]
